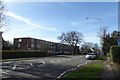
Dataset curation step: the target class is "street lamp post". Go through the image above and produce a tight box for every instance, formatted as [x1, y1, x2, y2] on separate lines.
[85, 17, 103, 59]
[85, 17, 101, 21]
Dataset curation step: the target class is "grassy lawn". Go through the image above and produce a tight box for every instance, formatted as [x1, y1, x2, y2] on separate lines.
[63, 61, 103, 80]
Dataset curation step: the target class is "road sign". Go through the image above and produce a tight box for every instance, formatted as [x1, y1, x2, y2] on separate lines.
[117, 38, 120, 46]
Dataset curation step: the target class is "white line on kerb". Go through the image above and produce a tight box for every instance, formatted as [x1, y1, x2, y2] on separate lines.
[57, 62, 87, 79]
[77, 63, 84, 68]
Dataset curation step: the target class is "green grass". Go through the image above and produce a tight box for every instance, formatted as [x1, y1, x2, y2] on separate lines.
[63, 61, 103, 80]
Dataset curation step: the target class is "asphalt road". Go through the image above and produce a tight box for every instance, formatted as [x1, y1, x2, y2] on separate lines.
[1, 55, 91, 79]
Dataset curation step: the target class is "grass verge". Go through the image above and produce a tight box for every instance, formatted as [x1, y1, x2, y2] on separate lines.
[62, 61, 103, 80]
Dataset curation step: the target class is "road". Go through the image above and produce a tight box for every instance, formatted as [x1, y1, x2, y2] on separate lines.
[1, 55, 91, 79]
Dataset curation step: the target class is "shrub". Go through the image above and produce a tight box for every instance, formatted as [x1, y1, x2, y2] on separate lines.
[2, 50, 53, 59]
[110, 46, 120, 64]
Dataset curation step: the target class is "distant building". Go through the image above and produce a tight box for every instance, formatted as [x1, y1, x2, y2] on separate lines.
[14, 37, 79, 54]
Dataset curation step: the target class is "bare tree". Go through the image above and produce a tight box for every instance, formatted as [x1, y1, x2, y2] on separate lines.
[58, 31, 83, 46]
[58, 31, 83, 54]
[97, 26, 108, 45]
[97, 26, 109, 55]
[0, 0, 9, 51]
[0, 0, 8, 29]
[81, 42, 94, 53]
[81, 42, 94, 49]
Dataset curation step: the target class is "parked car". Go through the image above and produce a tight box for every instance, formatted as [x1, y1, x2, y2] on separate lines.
[85, 53, 97, 60]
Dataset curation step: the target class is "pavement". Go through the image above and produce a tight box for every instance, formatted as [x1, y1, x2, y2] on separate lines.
[100, 57, 119, 80]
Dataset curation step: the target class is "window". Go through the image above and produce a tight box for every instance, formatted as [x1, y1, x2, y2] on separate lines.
[18, 44, 21, 47]
[31, 44, 34, 48]
[19, 39, 22, 42]
[31, 39, 34, 43]
[37, 45, 40, 48]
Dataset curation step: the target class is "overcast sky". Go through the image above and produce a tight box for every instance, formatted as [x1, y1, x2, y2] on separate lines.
[1, 0, 118, 45]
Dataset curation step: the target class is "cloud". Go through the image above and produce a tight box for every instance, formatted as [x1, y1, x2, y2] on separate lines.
[6, 11, 58, 32]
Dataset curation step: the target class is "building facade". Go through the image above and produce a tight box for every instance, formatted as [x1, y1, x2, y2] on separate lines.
[14, 37, 79, 54]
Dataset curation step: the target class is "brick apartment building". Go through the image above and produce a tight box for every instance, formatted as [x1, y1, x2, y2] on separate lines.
[14, 37, 79, 54]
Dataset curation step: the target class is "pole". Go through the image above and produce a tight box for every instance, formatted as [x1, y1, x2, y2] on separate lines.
[117, 2, 120, 46]
[0, 32, 3, 60]
[0, 32, 2, 50]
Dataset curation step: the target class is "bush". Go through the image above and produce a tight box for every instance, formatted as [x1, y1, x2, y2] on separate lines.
[2, 50, 54, 59]
[110, 46, 120, 64]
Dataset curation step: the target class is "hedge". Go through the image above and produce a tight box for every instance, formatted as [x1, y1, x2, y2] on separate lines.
[110, 46, 120, 64]
[1, 50, 54, 59]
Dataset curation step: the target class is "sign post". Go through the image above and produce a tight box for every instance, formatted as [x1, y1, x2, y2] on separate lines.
[118, 38, 120, 46]
[118, 32, 120, 46]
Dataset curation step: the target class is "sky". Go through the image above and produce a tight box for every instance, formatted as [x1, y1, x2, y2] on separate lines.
[0, 0, 118, 45]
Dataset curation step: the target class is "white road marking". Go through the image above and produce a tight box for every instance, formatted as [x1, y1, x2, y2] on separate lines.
[30, 63, 33, 66]
[59, 58, 66, 61]
[16, 67, 24, 70]
[0, 69, 8, 74]
[38, 61, 45, 67]
[50, 59, 61, 63]
[3, 69, 40, 78]
[66, 58, 71, 60]
[41, 61, 45, 65]
[85, 62, 88, 64]
[12, 65, 17, 70]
